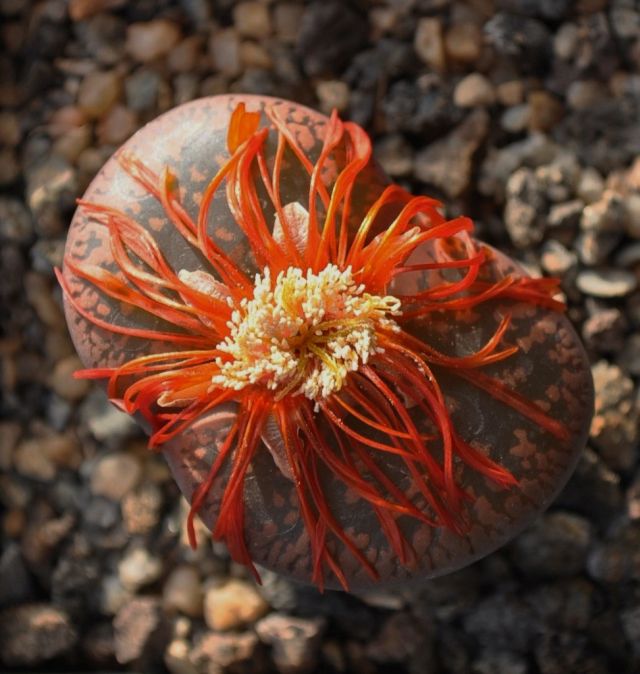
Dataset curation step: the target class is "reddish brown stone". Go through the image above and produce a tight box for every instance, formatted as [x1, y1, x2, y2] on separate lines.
[62, 95, 593, 590]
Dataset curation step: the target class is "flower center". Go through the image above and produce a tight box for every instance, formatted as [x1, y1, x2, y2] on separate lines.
[212, 264, 401, 400]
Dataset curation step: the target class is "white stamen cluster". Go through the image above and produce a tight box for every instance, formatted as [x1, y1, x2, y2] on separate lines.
[212, 264, 401, 401]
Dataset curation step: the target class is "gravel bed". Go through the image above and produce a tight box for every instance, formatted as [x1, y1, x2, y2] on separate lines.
[1, 0, 639, 672]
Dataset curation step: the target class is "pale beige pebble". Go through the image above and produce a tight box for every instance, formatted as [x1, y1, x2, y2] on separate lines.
[576, 269, 637, 298]
[77, 70, 121, 119]
[566, 80, 608, 110]
[163, 565, 203, 618]
[68, 0, 125, 21]
[240, 41, 273, 69]
[126, 20, 181, 63]
[96, 105, 137, 145]
[554, 22, 579, 60]
[118, 546, 163, 591]
[167, 36, 203, 73]
[233, 1, 271, 38]
[527, 90, 564, 132]
[444, 22, 483, 63]
[209, 29, 242, 77]
[203, 579, 269, 631]
[0, 148, 19, 185]
[414, 18, 446, 72]
[0, 422, 21, 471]
[577, 167, 605, 204]
[454, 73, 495, 107]
[53, 126, 92, 163]
[316, 80, 350, 114]
[14, 434, 80, 481]
[49, 355, 90, 401]
[0, 111, 20, 146]
[14, 439, 56, 481]
[23, 272, 64, 328]
[496, 80, 524, 106]
[43, 432, 82, 469]
[273, 2, 304, 43]
[165, 639, 198, 674]
[90, 452, 142, 501]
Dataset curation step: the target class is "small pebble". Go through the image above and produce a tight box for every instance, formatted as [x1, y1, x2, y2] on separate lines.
[414, 18, 446, 73]
[548, 200, 583, 229]
[554, 22, 579, 60]
[121, 483, 162, 535]
[191, 631, 262, 672]
[114, 597, 169, 665]
[567, 80, 608, 110]
[0, 604, 77, 667]
[0, 197, 33, 243]
[577, 167, 605, 204]
[77, 70, 121, 118]
[444, 22, 483, 64]
[315, 80, 350, 114]
[528, 91, 564, 132]
[454, 73, 495, 108]
[96, 105, 137, 146]
[163, 565, 203, 618]
[233, 2, 271, 39]
[496, 80, 525, 107]
[274, 3, 304, 44]
[90, 452, 142, 500]
[126, 20, 181, 63]
[501, 104, 530, 134]
[576, 269, 637, 298]
[118, 546, 163, 591]
[167, 36, 202, 74]
[204, 578, 269, 631]
[49, 355, 90, 401]
[165, 638, 198, 674]
[581, 190, 628, 233]
[209, 29, 242, 77]
[415, 109, 489, 198]
[14, 434, 80, 482]
[256, 613, 326, 674]
[540, 240, 577, 275]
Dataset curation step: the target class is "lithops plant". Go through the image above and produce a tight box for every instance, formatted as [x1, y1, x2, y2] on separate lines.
[59, 95, 593, 591]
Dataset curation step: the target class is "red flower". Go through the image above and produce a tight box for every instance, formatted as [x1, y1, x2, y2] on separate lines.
[58, 103, 568, 590]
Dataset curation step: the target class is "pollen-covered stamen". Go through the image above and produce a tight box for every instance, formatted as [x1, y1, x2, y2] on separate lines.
[212, 264, 401, 400]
